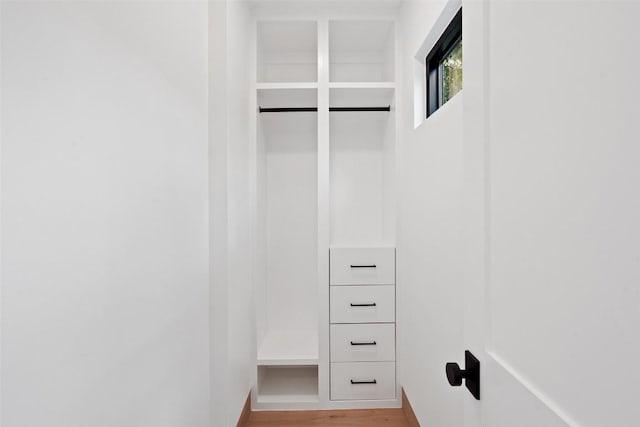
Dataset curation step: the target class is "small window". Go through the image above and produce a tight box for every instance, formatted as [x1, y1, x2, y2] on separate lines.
[426, 8, 462, 117]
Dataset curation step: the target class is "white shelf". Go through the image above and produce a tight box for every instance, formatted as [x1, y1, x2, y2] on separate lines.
[330, 244, 396, 249]
[258, 21, 318, 83]
[257, 82, 318, 90]
[328, 82, 395, 90]
[257, 365, 319, 403]
[329, 20, 395, 83]
[257, 330, 319, 365]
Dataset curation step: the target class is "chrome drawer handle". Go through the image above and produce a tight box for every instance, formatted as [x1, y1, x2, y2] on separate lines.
[350, 341, 377, 346]
[350, 264, 376, 268]
[350, 303, 376, 307]
[351, 379, 377, 385]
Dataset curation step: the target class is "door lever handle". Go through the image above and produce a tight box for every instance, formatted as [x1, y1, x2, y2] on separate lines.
[445, 350, 480, 400]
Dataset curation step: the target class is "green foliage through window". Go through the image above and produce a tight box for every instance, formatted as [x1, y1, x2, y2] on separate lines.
[440, 40, 462, 105]
[426, 8, 462, 117]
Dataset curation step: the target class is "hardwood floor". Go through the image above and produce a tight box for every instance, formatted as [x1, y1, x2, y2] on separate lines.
[245, 409, 411, 427]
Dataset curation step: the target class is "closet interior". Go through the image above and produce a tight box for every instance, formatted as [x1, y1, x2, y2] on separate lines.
[253, 16, 398, 410]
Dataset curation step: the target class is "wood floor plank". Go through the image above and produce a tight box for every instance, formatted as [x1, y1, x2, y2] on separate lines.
[236, 393, 252, 427]
[247, 409, 411, 427]
[402, 389, 421, 427]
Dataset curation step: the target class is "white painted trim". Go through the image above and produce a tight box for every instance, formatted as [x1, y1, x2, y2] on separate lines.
[252, 397, 401, 412]
[0, 2, 3, 422]
[317, 17, 331, 409]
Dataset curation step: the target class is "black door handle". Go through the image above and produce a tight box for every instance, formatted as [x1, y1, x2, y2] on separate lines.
[445, 350, 480, 400]
[445, 363, 465, 386]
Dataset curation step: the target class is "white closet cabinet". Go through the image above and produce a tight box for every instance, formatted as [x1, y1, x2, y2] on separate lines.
[252, 12, 399, 411]
[329, 248, 396, 401]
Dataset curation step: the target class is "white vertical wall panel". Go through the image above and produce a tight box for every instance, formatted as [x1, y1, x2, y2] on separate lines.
[396, 0, 465, 426]
[1, 2, 209, 426]
[224, 0, 255, 422]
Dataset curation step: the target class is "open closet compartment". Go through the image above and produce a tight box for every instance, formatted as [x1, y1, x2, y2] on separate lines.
[257, 21, 318, 84]
[257, 365, 319, 404]
[255, 87, 319, 404]
[330, 87, 396, 247]
[329, 20, 395, 83]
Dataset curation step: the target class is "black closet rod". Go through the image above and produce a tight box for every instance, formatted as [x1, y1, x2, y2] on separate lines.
[259, 107, 318, 113]
[258, 105, 391, 113]
[330, 106, 390, 112]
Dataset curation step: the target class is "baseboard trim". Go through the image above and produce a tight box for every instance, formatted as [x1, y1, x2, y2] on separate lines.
[236, 392, 252, 427]
[402, 388, 420, 427]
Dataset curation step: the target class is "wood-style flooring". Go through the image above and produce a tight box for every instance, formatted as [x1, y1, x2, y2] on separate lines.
[245, 409, 411, 426]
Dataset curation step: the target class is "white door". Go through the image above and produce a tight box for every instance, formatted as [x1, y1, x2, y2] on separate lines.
[457, 1, 640, 427]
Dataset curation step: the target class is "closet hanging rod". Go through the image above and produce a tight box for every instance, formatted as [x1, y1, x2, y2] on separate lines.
[258, 106, 391, 113]
[259, 107, 318, 113]
[330, 106, 391, 112]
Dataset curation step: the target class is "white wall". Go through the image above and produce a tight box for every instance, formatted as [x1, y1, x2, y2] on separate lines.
[397, 1, 464, 426]
[209, 0, 255, 425]
[224, 0, 255, 420]
[1, 2, 209, 426]
[209, 1, 231, 424]
[2, 1, 254, 426]
[263, 113, 318, 334]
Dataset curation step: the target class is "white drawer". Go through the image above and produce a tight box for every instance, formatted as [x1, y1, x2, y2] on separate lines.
[330, 248, 395, 285]
[330, 361, 396, 401]
[330, 324, 395, 362]
[330, 285, 395, 323]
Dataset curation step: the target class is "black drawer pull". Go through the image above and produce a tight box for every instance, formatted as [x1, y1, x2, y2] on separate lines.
[351, 379, 377, 385]
[350, 264, 376, 268]
[350, 341, 377, 346]
[350, 302, 377, 307]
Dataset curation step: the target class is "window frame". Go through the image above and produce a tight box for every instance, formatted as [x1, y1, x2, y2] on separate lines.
[426, 7, 462, 118]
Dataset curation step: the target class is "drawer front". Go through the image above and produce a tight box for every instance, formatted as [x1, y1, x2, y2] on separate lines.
[330, 324, 395, 362]
[330, 362, 396, 401]
[330, 248, 395, 285]
[330, 285, 395, 324]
